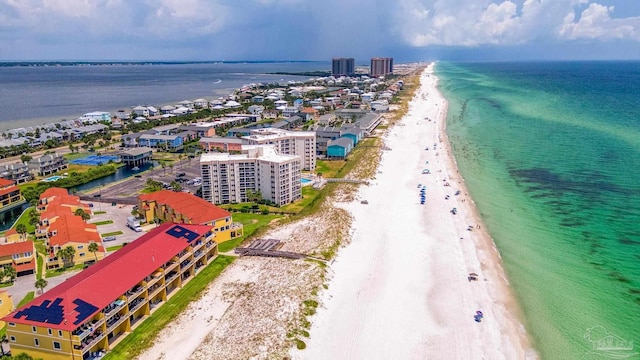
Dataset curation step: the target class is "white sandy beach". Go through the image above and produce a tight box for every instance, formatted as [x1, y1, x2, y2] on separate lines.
[137, 63, 536, 360]
[293, 64, 536, 360]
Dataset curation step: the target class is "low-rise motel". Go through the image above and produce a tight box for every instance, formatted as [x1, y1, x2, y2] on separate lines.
[3, 223, 219, 360]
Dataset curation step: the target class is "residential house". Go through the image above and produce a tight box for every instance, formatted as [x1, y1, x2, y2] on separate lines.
[317, 114, 337, 127]
[3, 223, 218, 360]
[138, 190, 243, 243]
[28, 153, 68, 177]
[0, 163, 33, 184]
[0, 179, 26, 213]
[137, 134, 184, 151]
[247, 105, 265, 115]
[0, 241, 36, 276]
[45, 215, 105, 270]
[327, 137, 354, 158]
[193, 99, 209, 109]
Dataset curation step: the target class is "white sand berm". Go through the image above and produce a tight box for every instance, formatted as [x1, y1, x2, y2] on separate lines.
[294, 63, 537, 360]
[137, 63, 537, 360]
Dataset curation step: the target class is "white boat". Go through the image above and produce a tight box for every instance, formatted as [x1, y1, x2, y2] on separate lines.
[131, 166, 140, 171]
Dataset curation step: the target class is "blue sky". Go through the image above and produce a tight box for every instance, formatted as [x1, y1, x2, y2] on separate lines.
[1, 0, 640, 62]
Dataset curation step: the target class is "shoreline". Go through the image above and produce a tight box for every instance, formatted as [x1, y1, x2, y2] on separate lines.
[296, 64, 537, 359]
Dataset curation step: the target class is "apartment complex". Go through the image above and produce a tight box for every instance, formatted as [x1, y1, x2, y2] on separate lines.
[243, 128, 316, 171]
[370, 57, 394, 77]
[200, 145, 302, 206]
[36, 188, 106, 270]
[3, 223, 218, 360]
[332, 57, 355, 76]
[0, 162, 33, 184]
[28, 153, 68, 177]
[0, 239, 36, 276]
[0, 178, 26, 212]
[138, 190, 243, 243]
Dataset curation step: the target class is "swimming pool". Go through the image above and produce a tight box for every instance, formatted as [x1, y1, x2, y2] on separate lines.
[42, 175, 63, 182]
[301, 178, 313, 184]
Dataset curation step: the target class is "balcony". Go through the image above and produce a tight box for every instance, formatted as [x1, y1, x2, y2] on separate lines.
[126, 285, 145, 302]
[193, 250, 205, 260]
[180, 258, 193, 270]
[72, 318, 104, 341]
[75, 330, 105, 353]
[106, 313, 126, 332]
[103, 299, 126, 318]
[165, 271, 179, 282]
[129, 297, 147, 313]
[163, 260, 178, 272]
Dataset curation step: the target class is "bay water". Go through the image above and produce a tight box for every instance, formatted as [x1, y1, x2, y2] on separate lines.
[437, 62, 640, 359]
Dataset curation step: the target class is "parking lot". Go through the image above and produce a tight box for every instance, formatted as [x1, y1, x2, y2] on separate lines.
[92, 159, 203, 199]
[87, 202, 148, 249]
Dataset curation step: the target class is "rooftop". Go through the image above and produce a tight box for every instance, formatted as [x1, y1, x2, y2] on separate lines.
[138, 190, 231, 224]
[3, 223, 212, 331]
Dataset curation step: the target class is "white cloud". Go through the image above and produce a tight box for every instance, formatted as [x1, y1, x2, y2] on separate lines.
[558, 3, 640, 40]
[393, 0, 640, 46]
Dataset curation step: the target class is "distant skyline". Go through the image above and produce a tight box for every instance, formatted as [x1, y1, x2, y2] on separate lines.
[2, 0, 640, 62]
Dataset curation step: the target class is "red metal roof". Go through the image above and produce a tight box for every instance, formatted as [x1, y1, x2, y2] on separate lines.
[3, 223, 212, 331]
[0, 186, 19, 198]
[138, 190, 230, 225]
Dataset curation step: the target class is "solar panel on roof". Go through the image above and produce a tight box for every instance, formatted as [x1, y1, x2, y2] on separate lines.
[14, 297, 65, 325]
[72, 299, 99, 325]
[166, 225, 199, 243]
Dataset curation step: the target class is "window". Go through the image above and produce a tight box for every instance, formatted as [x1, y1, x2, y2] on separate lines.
[32, 326, 37, 333]
[9, 336, 15, 342]
[53, 341, 61, 350]
[8, 322, 15, 327]
[34, 338, 39, 347]
[58, 330, 63, 337]
[78, 245, 84, 250]
[48, 328, 52, 335]
[12, 254, 20, 260]
[79, 253, 85, 257]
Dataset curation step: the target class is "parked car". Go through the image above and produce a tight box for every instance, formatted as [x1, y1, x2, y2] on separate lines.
[103, 236, 117, 241]
[177, 172, 186, 177]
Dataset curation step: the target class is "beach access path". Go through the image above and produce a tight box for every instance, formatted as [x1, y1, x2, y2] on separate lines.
[294, 64, 536, 359]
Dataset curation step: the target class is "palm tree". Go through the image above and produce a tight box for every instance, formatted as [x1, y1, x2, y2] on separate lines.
[88, 242, 99, 262]
[170, 181, 182, 192]
[161, 162, 167, 176]
[74, 208, 90, 221]
[2, 265, 16, 284]
[35, 278, 48, 294]
[57, 246, 76, 268]
[15, 224, 27, 241]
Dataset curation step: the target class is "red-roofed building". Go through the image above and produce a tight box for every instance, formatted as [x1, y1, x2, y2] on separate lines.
[46, 215, 105, 270]
[0, 240, 35, 276]
[0, 178, 26, 213]
[3, 223, 218, 360]
[38, 187, 89, 214]
[138, 190, 242, 243]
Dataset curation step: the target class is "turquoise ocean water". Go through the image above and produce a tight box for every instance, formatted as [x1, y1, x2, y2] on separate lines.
[436, 62, 640, 359]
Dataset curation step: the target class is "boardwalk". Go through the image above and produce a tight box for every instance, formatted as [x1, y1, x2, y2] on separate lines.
[324, 178, 369, 185]
[234, 239, 307, 260]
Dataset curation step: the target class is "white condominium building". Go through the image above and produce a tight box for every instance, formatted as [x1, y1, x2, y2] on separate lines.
[242, 128, 316, 171]
[200, 145, 302, 206]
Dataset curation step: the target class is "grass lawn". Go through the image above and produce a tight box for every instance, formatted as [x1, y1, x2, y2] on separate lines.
[280, 187, 321, 214]
[100, 231, 124, 237]
[91, 220, 114, 226]
[36, 254, 43, 279]
[45, 263, 83, 278]
[218, 213, 283, 252]
[34, 240, 47, 255]
[106, 245, 123, 252]
[12, 206, 36, 234]
[103, 255, 235, 360]
[93, 211, 107, 215]
[17, 291, 35, 308]
[315, 159, 346, 178]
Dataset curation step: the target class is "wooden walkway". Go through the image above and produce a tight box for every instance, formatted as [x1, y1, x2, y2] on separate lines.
[234, 239, 308, 260]
[324, 178, 369, 185]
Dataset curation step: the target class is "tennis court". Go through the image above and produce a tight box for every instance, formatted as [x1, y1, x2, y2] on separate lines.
[70, 155, 119, 166]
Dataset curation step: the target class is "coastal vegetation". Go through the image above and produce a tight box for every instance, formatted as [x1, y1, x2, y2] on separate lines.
[19, 164, 117, 204]
[103, 255, 235, 360]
